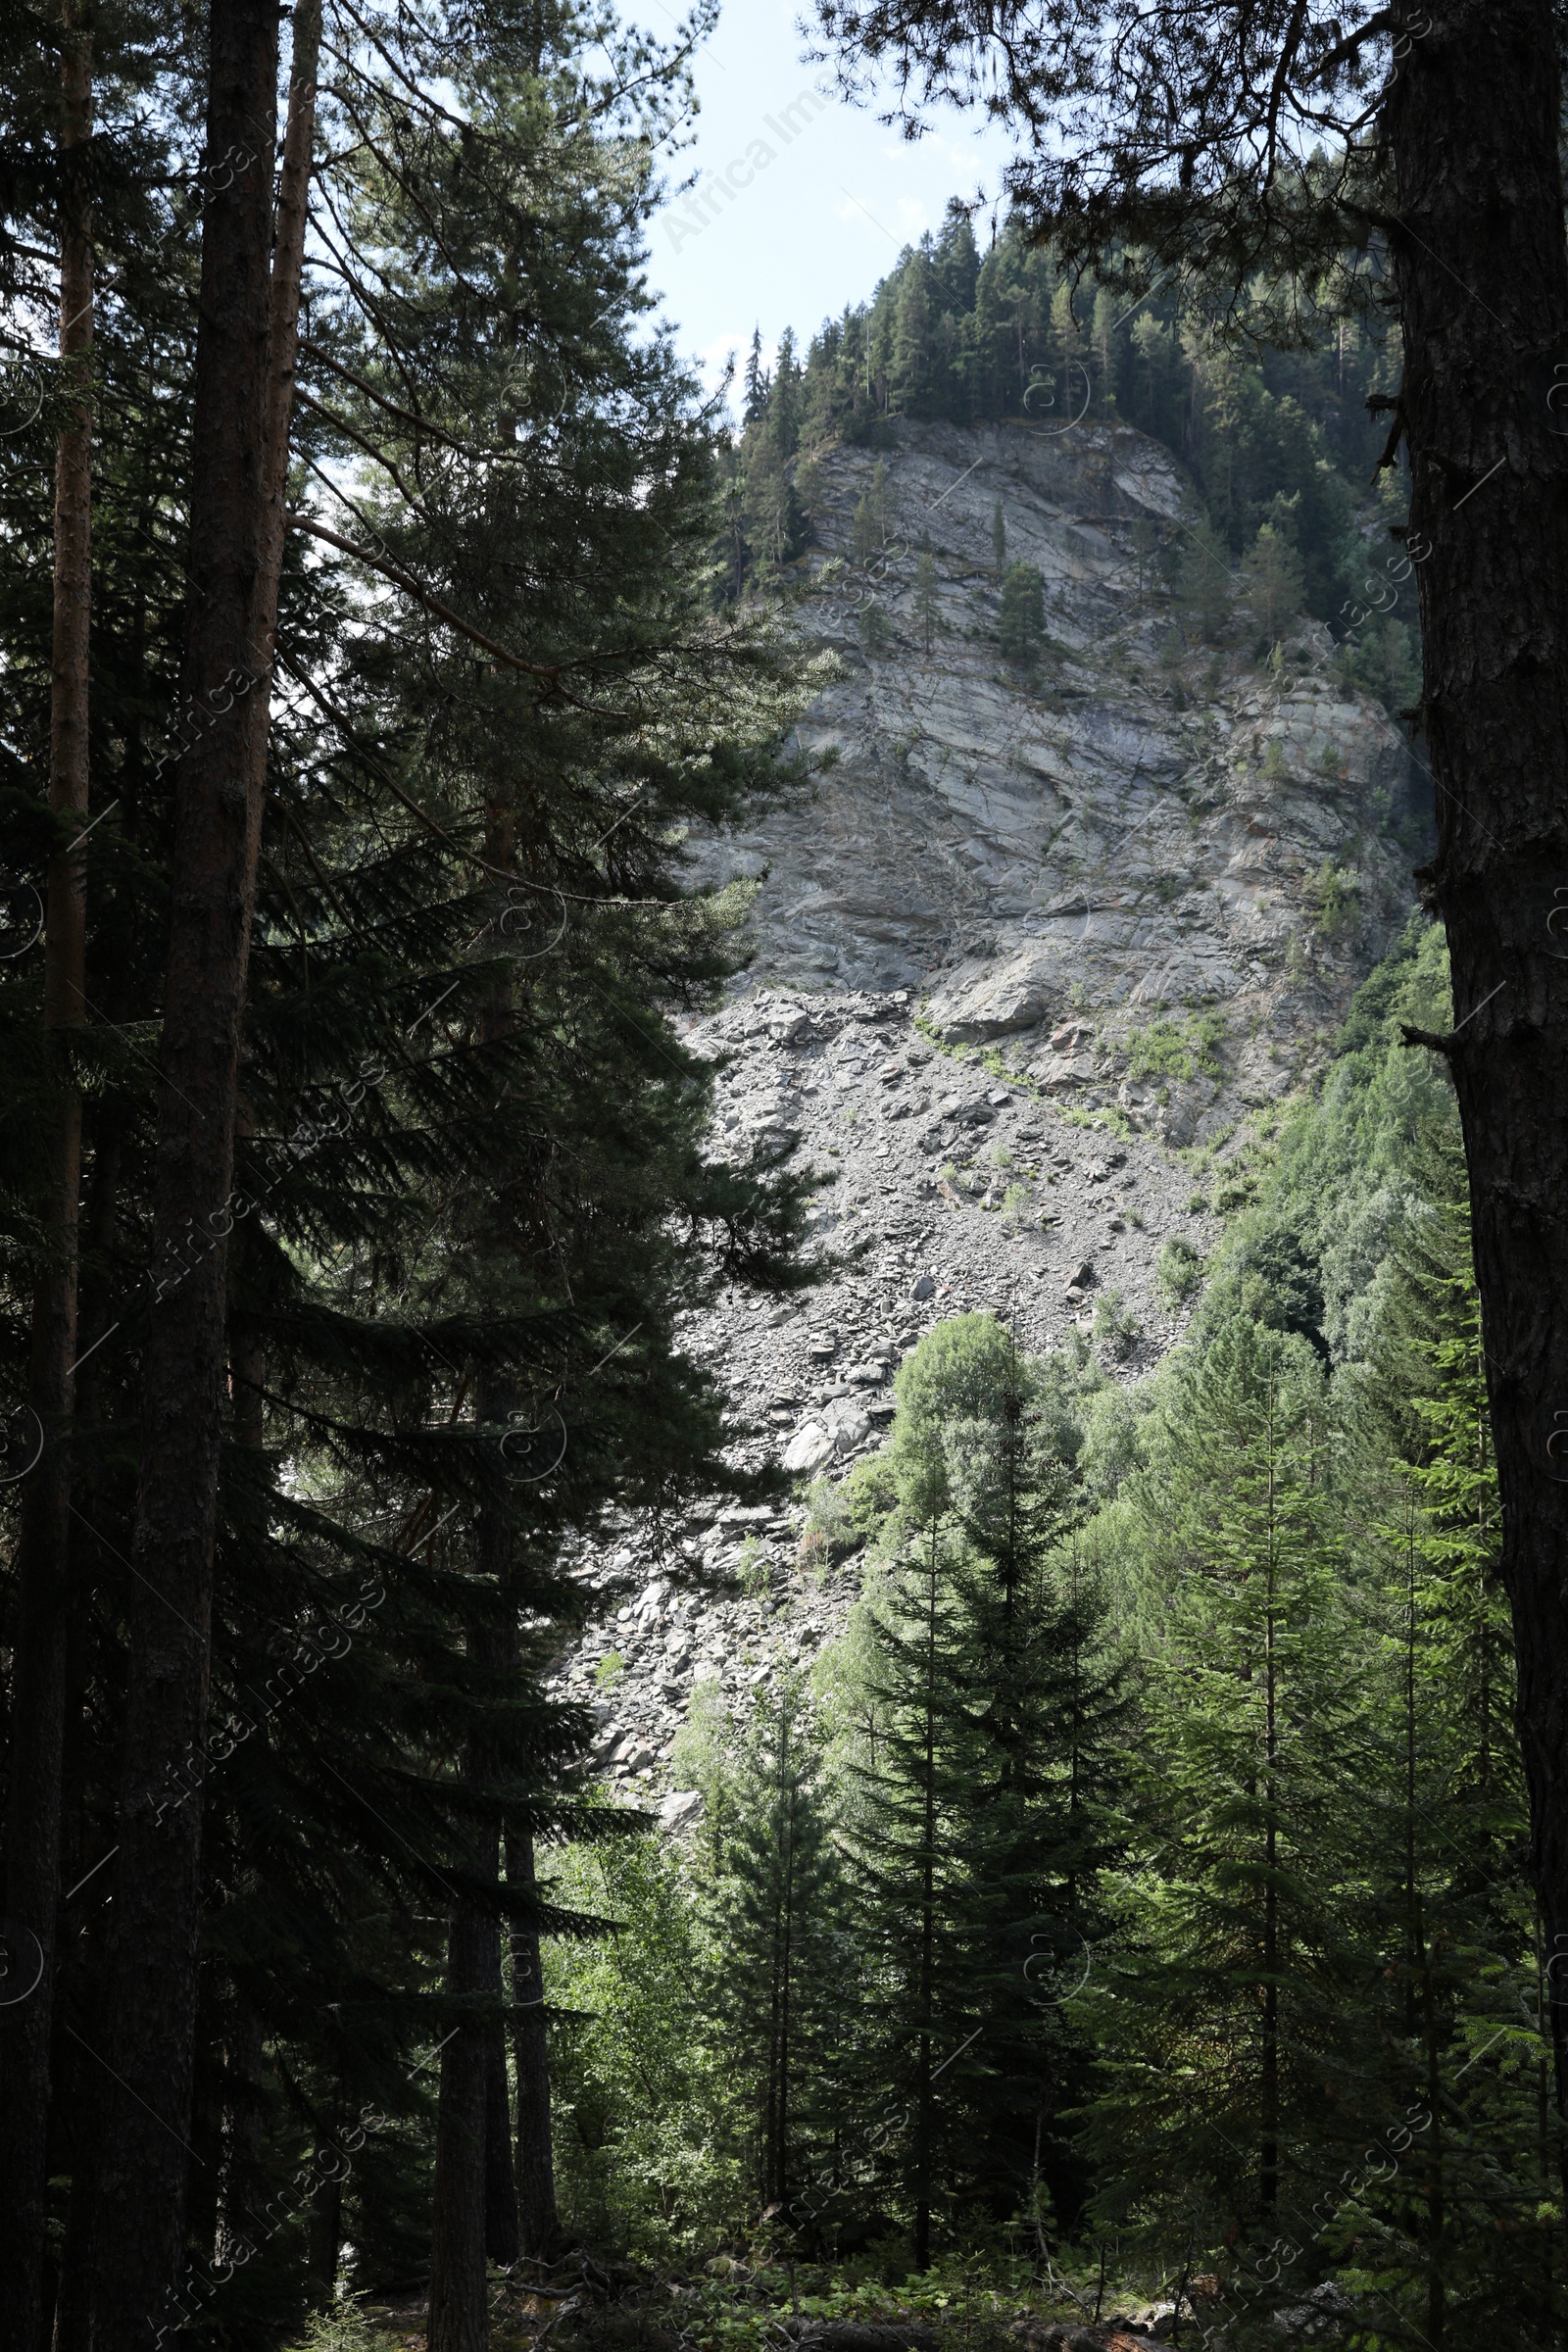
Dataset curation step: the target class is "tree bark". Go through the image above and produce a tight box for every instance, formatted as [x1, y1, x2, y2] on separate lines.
[87, 0, 320, 2336]
[428, 1896, 495, 2352]
[0, 9, 92, 2341]
[430, 1358, 518, 2348]
[216, 1988, 267, 2270]
[507, 1823, 561, 2259]
[484, 1994, 520, 2267]
[1386, 0, 1568, 2134]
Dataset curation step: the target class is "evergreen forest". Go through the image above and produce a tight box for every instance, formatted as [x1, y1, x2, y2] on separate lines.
[0, 3, 1562, 2352]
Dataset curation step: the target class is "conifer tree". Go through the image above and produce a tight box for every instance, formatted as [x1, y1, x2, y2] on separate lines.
[998, 561, 1046, 668]
[709, 1681, 847, 2215]
[744, 326, 771, 424]
[1082, 1322, 1365, 2246]
[845, 1318, 1118, 2264]
[1175, 520, 1232, 645]
[1341, 1187, 1549, 2340]
[1242, 521, 1307, 648]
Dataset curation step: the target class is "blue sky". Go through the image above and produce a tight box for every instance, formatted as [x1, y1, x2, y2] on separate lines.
[641, 0, 1016, 399]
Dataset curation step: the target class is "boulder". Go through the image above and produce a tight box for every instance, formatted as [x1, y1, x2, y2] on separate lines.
[658, 1788, 705, 1832]
[783, 1421, 836, 1474]
[829, 1407, 872, 1453]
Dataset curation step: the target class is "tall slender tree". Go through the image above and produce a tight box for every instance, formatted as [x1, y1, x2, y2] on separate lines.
[91, 3, 317, 2333]
[710, 1681, 846, 2215]
[0, 6, 94, 2339]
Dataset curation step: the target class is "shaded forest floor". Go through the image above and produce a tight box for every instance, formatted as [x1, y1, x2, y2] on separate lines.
[326, 2245, 1290, 2352]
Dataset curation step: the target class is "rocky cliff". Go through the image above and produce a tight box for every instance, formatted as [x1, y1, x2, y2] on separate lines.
[551, 415, 1422, 1804]
[692, 413, 1420, 1148]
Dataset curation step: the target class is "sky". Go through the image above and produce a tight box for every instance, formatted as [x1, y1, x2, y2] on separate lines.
[639, 0, 1017, 400]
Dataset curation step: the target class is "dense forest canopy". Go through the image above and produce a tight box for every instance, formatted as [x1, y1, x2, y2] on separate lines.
[0, 0, 1563, 2348]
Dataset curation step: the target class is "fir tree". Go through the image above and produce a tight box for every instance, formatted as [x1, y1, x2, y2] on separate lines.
[845, 1319, 1118, 2264]
[998, 561, 1046, 668]
[1082, 1322, 1366, 2246]
[1242, 521, 1307, 647]
[744, 326, 771, 424]
[991, 498, 1006, 567]
[1175, 519, 1232, 644]
[709, 1682, 847, 2215]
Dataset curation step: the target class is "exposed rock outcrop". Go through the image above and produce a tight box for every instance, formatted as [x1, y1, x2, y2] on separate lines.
[687, 416, 1420, 1146]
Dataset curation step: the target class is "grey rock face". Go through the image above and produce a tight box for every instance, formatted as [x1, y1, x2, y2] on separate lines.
[684, 415, 1417, 1136]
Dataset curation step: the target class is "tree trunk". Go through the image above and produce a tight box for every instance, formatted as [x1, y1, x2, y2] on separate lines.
[1385, 0, 1568, 2135]
[428, 1899, 494, 2352]
[308, 2153, 344, 2305]
[216, 1989, 267, 2270]
[87, 0, 320, 2336]
[0, 9, 92, 2341]
[484, 1999, 519, 2267]
[430, 1362, 519, 2348]
[507, 1824, 561, 2260]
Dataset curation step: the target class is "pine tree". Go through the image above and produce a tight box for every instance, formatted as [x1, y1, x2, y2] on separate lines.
[998, 561, 1046, 668]
[850, 1509, 979, 2269]
[744, 326, 771, 424]
[1242, 521, 1307, 647]
[709, 1682, 847, 2215]
[844, 1319, 1119, 2265]
[0, 1, 818, 2337]
[1082, 1321, 1367, 2248]
[1175, 519, 1232, 644]
[991, 498, 1006, 567]
[941, 1348, 1123, 2243]
[1340, 1191, 1549, 2342]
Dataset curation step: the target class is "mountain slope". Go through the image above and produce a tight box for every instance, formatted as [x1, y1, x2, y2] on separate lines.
[692, 414, 1421, 1148]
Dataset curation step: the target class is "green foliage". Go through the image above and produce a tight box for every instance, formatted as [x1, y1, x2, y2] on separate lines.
[1154, 1234, 1204, 1308]
[1336, 612, 1422, 717]
[1175, 520, 1232, 643]
[530, 917, 1555, 2336]
[1241, 517, 1307, 645]
[1310, 858, 1363, 937]
[1079, 1323, 1365, 2239]
[707, 1685, 850, 2208]
[1123, 1011, 1226, 1082]
[284, 2293, 390, 2352]
[737, 1535, 771, 1596]
[997, 561, 1046, 667]
[1090, 1288, 1138, 1360]
[858, 600, 894, 657]
[843, 1355, 1120, 2263]
[548, 1831, 746, 2257]
[729, 216, 1411, 653]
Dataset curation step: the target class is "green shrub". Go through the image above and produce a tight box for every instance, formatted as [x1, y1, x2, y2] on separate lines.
[1156, 1234, 1205, 1308]
[1092, 1288, 1139, 1360]
[1125, 1011, 1227, 1083]
[285, 2295, 389, 2352]
[736, 1535, 769, 1596]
